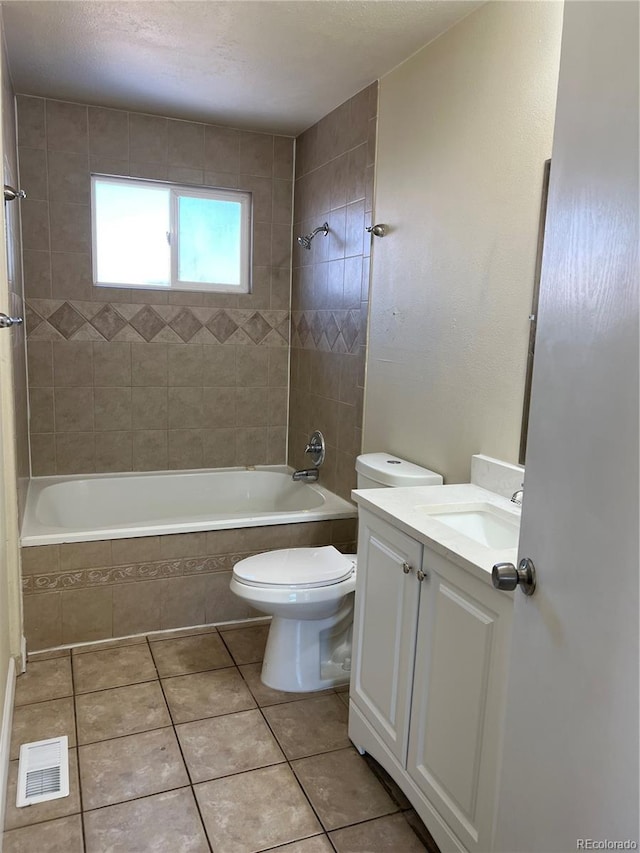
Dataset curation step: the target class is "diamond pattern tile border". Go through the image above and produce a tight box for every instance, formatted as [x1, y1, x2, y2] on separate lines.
[26, 299, 289, 347]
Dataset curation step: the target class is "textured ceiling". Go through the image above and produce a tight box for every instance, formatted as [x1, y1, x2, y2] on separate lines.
[1, 1, 483, 135]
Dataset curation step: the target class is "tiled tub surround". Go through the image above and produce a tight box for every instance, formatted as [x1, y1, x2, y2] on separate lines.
[3, 627, 435, 852]
[288, 82, 377, 502]
[21, 518, 357, 650]
[17, 95, 294, 475]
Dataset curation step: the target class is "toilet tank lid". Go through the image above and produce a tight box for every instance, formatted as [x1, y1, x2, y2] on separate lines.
[355, 453, 443, 487]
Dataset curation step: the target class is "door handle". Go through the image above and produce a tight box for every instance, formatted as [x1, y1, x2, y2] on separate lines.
[0, 313, 23, 328]
[492, 558, 536, 595]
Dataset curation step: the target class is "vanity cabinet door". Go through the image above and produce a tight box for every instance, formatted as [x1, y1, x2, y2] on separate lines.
[350, 509, 423, 764]
[407, 549, 513, 853]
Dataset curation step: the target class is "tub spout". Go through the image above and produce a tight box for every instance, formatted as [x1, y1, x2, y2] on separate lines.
[292, 468, 319, 483]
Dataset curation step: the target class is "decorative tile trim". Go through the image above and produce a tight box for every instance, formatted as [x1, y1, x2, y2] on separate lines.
[26, 299, 290, 347]
[32, 571, 84, 592]
[291, 309, 361, 353]
[23, 552, 255, 594]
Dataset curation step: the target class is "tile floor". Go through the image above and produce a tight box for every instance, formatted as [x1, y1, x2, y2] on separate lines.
[3, 622, 439, 853]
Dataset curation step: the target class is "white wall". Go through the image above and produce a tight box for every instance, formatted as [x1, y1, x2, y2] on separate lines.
[363, 1, 563, 482]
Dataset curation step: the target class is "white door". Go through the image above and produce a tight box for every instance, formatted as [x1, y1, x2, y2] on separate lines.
[495, 3, 639, 851]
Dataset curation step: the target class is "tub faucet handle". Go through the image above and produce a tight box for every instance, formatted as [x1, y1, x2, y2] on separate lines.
[304, 430, 325, 468]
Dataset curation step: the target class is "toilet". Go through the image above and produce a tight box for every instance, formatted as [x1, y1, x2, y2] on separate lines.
[229, 453, 443, 692]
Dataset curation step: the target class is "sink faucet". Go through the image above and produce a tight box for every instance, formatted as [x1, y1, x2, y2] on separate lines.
[510, 484, 524, 505]
[292, 468, 319, 483]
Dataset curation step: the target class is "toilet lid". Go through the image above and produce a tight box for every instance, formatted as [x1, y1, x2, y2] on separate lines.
[232, 546, 355, 589]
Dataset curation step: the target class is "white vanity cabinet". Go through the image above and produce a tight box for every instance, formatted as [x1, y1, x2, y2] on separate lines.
[349, 508, 513, 853]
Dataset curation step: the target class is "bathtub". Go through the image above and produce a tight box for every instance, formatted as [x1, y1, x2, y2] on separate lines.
[21, 465, 356, 547]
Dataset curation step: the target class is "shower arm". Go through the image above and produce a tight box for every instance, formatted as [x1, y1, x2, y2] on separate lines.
[297, 222, 329, 249]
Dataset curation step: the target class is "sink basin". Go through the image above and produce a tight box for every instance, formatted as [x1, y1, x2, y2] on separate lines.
[418, 502, 520, 549]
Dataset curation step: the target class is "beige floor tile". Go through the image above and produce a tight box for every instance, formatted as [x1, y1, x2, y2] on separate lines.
[220, 624, 269, 664]
[83, 787, 209, 853]
[336, 690, 349, 708]
[3, 814, 83, 853]
[72, 643, 157, 693]
[71, 635, 146, 655]
[75, 680, 170, 744]
[176, 708, 285, 782]
[402, 809, 441, 852]
[10, 697, 76, 760]
[239, 662, 333, 707]
[27, 648, 70, 663]
[329, 814, 428, 852]
[4, 749, 80, 831]
[14, 658, 73, 707]
[150, 632, 233, 677]
[263, 694, 350, 759]
[79, 727, 189, 810]
[162, 668, 256, 723]
[272, 838, 334, 853]
[195, 764, 321, 853]
[292, 748, 399, 831]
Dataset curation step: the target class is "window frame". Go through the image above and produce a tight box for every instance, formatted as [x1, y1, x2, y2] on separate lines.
[90, 174, 253, 294]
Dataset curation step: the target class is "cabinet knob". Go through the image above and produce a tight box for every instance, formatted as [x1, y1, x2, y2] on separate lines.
[402, 561, 412, 574]
[416, 569, 427, 582]
[492, 558, 536, 596]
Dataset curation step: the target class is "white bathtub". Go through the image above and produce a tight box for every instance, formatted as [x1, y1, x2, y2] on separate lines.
[21, 465, 356, 547]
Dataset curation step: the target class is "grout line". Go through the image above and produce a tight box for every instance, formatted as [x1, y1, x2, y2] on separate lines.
[68, 648, 87, 853]
[80, 783, 192, 816]
[71, 722, 173, 750]
[157, 663, 236, 682]
[147, 635, 215, 853]
[254, 700, 329, 835]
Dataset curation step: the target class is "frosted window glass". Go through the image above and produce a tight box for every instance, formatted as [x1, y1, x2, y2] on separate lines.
[94, 181, 170, 286]
[178, 196, 242, 285]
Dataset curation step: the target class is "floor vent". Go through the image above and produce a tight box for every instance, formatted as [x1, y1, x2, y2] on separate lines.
[16, 736, 69, 808]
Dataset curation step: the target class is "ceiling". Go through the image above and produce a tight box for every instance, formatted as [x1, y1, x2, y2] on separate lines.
[1, 1, 482, 136]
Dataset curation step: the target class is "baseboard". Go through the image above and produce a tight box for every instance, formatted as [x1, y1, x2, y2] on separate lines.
[28, 615, 272, 657]
[0, 656, 17, 845]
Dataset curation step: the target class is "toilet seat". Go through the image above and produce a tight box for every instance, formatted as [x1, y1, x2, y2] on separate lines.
[232, 545, 355, 590]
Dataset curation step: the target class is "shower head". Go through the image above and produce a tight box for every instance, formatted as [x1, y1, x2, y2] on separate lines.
[297, 222, 329, 250]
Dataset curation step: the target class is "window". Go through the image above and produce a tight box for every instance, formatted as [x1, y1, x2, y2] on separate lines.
[91, 175, 252, 293]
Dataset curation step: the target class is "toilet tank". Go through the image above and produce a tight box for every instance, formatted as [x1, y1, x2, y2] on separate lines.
[355, 453, 443, 489]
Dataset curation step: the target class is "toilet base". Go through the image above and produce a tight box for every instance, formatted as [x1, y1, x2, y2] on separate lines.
[260, 594, 354, 692]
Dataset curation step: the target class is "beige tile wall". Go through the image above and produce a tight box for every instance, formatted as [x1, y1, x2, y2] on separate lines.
[22, 519, 357, 649]
[288, 83, 377, 501]
[17, 96, 294, 474]
[3, 53, 29, 516]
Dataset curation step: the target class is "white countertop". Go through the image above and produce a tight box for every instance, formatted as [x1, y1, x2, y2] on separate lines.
[352, 483, 521, 587]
